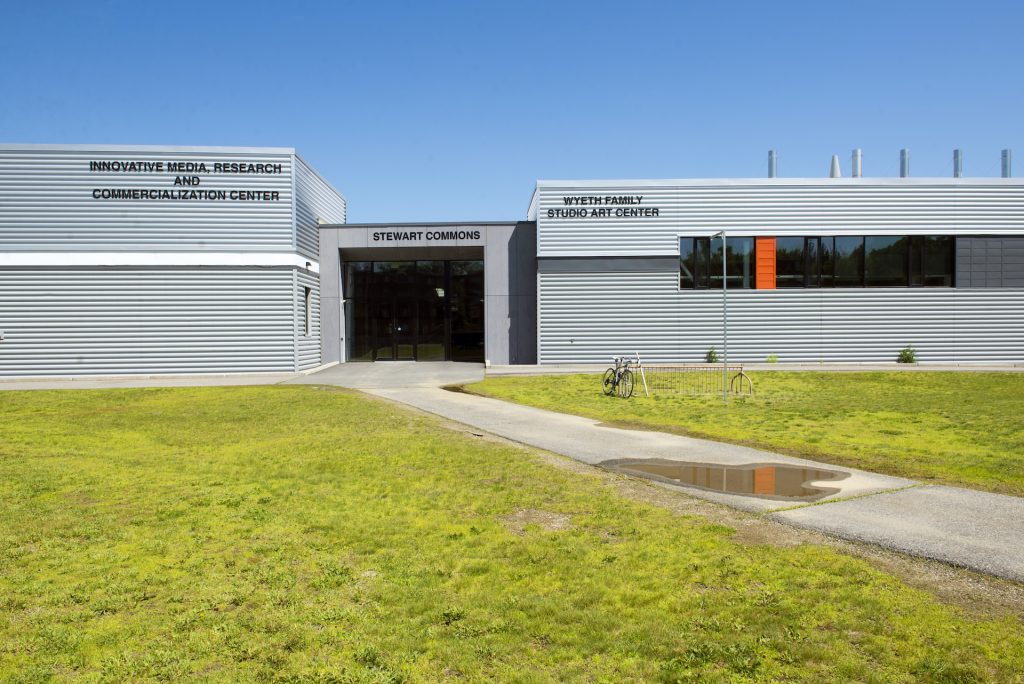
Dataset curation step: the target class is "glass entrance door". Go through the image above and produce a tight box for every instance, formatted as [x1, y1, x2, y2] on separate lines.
[344, 259, 485, 362]
[373, 299, 395, 361]
[394, 299, 416, 360]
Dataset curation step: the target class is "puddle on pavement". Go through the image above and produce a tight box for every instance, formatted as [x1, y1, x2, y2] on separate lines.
[602, 459, 850, 501]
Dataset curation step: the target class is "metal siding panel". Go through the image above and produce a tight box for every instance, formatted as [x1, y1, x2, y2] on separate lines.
[537, 272, 1024, 363]
[0, 147, 298, 251]
[535, 182, 1024, 257]
[293, 155, 347, 261]
[954, 236, 1024, 287]
[0, 268, 297, 375]
[296, 270, 322, 370]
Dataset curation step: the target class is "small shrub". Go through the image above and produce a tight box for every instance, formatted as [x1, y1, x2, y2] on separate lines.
[897, 345, 917, 364]
[705, 347, 719, 363]
[766, 354, 779, 364]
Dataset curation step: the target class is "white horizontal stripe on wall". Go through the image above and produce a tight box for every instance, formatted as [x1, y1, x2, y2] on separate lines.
[0, 252, 319, 271]
[538, 271, 1024, 363]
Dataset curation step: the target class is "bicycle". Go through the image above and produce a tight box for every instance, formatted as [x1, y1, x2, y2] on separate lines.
[602, 356, 635, 398]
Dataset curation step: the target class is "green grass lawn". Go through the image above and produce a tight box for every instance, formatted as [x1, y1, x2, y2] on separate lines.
[2, 385, 1023, 682]
[468, 372, 1024, 497]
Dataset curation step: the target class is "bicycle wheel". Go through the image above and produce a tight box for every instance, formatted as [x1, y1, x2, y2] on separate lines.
[617, 369, 634, 398]
[602, 368, 616, 396]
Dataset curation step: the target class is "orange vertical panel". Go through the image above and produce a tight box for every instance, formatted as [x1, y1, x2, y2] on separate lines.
[755, 236, 776, 289]
[753, 466, 776, 495]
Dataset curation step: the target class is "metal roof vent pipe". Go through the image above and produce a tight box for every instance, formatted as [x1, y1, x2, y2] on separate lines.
[851, 149, 863, 178]
[1002, 149, 1012, 178]
[768, 150, 778, 178]
[829, 155, 842, 178]
[899, 149, 911, 178]
[953, 149, 963, 178]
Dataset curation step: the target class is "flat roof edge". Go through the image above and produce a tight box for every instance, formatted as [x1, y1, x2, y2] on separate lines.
[535, 177, 1024, 187]
[0, 143, 297, 154]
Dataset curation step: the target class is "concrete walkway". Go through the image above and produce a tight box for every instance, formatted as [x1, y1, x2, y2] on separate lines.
[296, 363, 1024, 582]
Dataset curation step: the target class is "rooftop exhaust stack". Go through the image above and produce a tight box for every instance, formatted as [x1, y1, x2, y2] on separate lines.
[1002, 149, 1012, 178]
[851, 149, 862, 178]
[953, 149, 963, 178]
[829, 155, 842, 178]
[768, 150, 777, 178]
[900, 149, 910, 178]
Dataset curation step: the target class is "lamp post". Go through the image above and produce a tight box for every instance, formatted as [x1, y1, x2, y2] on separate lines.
[713, 231, 727, 403]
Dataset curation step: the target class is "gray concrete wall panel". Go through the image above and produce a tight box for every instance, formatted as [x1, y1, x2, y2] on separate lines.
[957, 237, 1024, 288]
[538, 256, 679, 273]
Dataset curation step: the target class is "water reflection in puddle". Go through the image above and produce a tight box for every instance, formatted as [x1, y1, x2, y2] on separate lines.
[603, 459, 850, 501]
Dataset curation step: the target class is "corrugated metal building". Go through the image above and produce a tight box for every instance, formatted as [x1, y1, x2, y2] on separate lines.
[0, 144, 345, 376]
[528, 177, 1024, 363]
[2, 143, 1023, 375]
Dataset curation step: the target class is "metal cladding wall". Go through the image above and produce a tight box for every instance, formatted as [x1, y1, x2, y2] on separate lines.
[0, 268, 296, 376]
[0, 145, 296, 251]
[532, 179, 1024, 363]
[294, 155, 347, 261]
[531, 179, 1024, 256]
[0, 144, 346, 377]
[538, 271, 1024, 363]
[295, 269, 322, 371]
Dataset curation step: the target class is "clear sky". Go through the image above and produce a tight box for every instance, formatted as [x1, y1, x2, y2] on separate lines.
[1, 1, 1021, 222]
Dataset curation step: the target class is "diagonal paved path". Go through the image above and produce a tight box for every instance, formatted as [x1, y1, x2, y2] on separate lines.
[302, 364, 1024, 581]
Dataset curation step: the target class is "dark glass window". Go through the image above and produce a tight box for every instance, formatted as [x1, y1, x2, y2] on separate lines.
[773, 235, 953, 288]
[344, 261, 372, 299]
[679, 237, 712, 289]
[372, 261, 416, 289]
[925, 236, 954, 287]
[805, 238, 821, 287]
[417, 260, 445, 293]
[681, 237, 754, 289]
[709, 236, 755, 289]
[865, 236, 910, 286]
[450, 260, 485, 362]
[679, 238, 695, 288]
[820, 238, 835, 287]
[776, 237, 805, 288]
[833, 237, 864, 287]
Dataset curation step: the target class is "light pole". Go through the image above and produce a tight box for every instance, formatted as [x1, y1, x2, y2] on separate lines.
[713, 231, 727, 403]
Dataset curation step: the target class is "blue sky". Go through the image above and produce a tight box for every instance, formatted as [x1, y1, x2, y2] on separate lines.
[1, 1, 1021, 222]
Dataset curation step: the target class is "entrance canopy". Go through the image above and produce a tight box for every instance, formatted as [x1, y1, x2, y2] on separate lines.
[317, 222, 537, 365]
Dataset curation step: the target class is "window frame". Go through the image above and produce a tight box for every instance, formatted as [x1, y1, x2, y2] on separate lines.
[303, 286, 312, 336]
[679, 235, 756, 291]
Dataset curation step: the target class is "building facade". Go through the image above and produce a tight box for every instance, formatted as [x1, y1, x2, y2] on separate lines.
[0, 144, 345, 376]
[1, 143, 1023, 376]
[317, 222, 536, 366]
[529, 178, 1024, 363]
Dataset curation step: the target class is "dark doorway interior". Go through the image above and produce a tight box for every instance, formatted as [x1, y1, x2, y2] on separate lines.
[344, 259, 484, 362]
